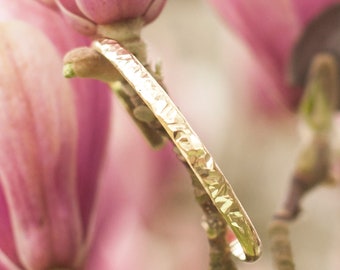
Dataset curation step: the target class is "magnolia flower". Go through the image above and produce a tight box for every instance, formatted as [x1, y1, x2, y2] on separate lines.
[0, 0, 185, 269]
[207, 1, 340, 269]
[0, 0, 111, 268]
[208, 0, 340, 116]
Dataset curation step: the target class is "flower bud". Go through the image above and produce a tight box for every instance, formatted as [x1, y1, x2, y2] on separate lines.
[55, 0, 166, 35]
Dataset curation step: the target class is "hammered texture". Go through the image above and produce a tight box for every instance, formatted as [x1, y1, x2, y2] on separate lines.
[93, 39, 261, 261]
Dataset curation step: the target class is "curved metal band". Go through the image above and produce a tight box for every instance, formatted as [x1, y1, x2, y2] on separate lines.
[93, 39, 261, 261]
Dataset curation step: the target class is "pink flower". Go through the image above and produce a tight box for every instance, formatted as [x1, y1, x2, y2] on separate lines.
[38, 0, 167, 35]
[0, 0, 112, 268]
[0, 0, 183, 269]
[208, 0, 340, 116]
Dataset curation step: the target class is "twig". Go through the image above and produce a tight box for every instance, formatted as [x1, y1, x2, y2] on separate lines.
[268, 220, 294, 270]
[188, 165, 237, 270]
[269, 52, 339, 269]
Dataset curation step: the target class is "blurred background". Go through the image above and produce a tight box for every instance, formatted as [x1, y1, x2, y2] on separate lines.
[112, 0, 340, 269]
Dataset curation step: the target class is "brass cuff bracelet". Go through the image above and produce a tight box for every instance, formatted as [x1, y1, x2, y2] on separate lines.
[93, 39, 262, 262]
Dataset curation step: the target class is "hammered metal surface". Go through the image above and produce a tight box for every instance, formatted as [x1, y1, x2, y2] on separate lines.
[93, 39, 261, 261]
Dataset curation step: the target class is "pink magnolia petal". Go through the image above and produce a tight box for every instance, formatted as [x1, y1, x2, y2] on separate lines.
[56, 0, 97, 36]
[143, 0, 167, 24]
[27, 0, 113, 240]
[210, 0, 301, 111]
[292, 0, 340, 25]
[0, 21, 82, 269]
[83, 209, 146, 270]
[210, 0, 300, 65]
[0, 0, 112, 237]
[33, 0, 58, 9]
[0, 0, 90, 55]
[0, 249, 22, 270]
[57, 0, 82, 16]
[209, 0, 340, 113]
[73, 78, 112, 234]
[24, 1, 113, 237]
[75, 0, 163, 24]
[0, 187, 20, 268]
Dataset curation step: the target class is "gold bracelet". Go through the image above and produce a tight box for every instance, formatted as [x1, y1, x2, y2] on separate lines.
[93, 39, 261, 262]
